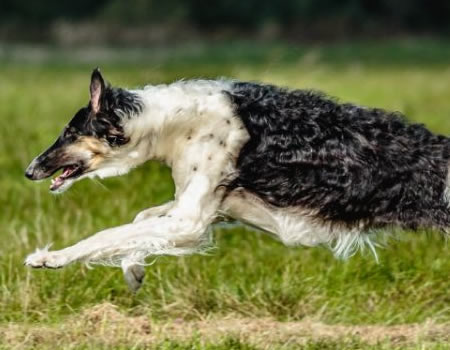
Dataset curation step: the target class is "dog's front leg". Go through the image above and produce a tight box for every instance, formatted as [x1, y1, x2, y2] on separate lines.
[116, 201, 174, 291]
[24, 216, 208, 267]
[24, 175, 221, 283]
[124, 201, 176, 290]
[133, 201, 174, 223]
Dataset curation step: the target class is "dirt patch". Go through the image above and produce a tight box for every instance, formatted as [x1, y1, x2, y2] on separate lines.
[1, 303, 449, 349]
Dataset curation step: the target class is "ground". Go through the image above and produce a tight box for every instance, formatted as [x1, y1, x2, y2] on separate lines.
[2, 302, 449, 349]
[0, 40, 449, 349]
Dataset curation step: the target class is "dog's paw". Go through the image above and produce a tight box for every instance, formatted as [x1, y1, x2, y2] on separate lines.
[122, 260, 146, 293]
[24, 247, 68, 269]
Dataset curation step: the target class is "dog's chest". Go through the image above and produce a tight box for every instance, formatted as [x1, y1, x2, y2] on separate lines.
[151, 92, 250, 193]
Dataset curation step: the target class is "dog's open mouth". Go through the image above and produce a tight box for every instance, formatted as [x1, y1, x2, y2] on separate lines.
[50, 164, 83, 191]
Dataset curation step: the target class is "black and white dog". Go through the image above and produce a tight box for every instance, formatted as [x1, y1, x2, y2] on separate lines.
[24, 69, 450, 291]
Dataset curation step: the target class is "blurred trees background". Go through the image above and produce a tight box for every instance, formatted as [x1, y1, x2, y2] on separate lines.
[1, 0, 449, 43]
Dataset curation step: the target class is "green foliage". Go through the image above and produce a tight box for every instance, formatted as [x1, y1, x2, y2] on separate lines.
[1, 0, 450, 34]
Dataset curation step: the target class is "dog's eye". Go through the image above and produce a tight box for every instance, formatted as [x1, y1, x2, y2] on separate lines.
[63, 127, 77, 138]
[106, 135, 118, 145]
[63, 129, 72, 138]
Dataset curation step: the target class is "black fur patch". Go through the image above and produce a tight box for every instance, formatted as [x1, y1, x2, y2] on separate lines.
[67, 86, 143, 146]
[225, 82, 450, 231]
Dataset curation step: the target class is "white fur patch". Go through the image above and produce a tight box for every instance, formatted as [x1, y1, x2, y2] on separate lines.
[331, 231, 379, 261]
[221, 191, 380, 260]
[445, 165, 450, 207]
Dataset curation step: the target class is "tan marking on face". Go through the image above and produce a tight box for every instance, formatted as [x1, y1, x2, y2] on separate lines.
[64, 136, 112, 170]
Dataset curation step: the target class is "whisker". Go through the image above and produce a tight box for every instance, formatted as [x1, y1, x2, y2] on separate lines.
[90, 178, 110, 191]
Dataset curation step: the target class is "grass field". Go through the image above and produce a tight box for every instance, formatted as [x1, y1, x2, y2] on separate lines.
[0, 40, 449, 349]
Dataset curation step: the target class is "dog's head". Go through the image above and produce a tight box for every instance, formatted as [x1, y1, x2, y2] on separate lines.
[25, 68, 143, 193]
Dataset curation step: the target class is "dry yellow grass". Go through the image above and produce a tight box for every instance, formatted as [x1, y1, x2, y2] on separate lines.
[2, 303, 449, 349]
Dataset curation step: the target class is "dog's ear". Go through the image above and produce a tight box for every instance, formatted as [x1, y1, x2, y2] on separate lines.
[90, 68, 105, 114]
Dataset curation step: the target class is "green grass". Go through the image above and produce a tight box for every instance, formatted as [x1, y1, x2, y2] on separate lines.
[0, 40, 449, 348]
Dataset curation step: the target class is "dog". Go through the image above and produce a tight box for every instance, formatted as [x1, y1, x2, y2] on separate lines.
[24, 68, 450, 292]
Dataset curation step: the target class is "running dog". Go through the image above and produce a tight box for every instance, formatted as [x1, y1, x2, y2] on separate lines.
[24, 68, 450, 291]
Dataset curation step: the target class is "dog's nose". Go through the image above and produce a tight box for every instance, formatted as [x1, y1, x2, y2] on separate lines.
[25, 161, 38, 180]
[25, 167, 35, 179]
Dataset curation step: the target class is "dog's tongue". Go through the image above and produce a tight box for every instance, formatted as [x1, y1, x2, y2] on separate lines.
[62, 166, 74, 177]
[50, 167, 74, 191]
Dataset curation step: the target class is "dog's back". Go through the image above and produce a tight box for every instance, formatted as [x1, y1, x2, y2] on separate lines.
[225, 81, 450, 231]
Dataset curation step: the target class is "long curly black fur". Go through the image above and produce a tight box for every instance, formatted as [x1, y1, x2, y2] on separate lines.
[225, 82, 450, 231]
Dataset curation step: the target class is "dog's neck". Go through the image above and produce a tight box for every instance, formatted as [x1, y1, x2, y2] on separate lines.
[123, 79, 234, 168]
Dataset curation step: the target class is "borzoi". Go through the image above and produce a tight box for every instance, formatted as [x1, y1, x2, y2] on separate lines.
[24, 69, 450, 291]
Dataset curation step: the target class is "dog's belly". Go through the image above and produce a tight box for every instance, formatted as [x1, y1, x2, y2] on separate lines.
[220, 190, 340, 247]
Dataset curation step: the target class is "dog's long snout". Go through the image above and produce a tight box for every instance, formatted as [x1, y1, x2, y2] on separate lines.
[25, 158, 47, 181]
[25, 159, 39, 180]
[25, 138, 62, 181]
